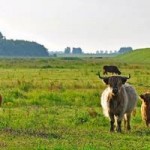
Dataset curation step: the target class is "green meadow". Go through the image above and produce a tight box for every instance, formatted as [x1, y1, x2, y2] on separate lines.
[0, 49, 150, 150]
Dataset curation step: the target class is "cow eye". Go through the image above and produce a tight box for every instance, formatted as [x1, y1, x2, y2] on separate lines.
[109, 83, 114, 87]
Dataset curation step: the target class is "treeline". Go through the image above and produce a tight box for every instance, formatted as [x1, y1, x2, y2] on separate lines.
[64, 46, 133, 55]
[0, 32, 49, 57]
[96, 47, 133, 54]
[64, 47, 83, 54]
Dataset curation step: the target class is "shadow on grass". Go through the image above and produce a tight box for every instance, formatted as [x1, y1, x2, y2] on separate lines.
[2, 127, 62, 139]
[134, 128, 150, 136]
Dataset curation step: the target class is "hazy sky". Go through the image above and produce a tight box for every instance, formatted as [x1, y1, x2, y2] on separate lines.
[0, 0, 150, 52]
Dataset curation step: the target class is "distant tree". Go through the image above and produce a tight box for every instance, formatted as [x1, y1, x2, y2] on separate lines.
[109, 50, 112, 54]
[72, 47, 83, 54]
[114, 50, 118, 54]
[104, 50, 108, 54]
[0, 31, 49, 57]
[64, 47, 71, 54]
[96, 50, 99, 54]
[118, 47, 133, 53]
[100, 50, 103, 54]
[0, 32, 5, 40]
[53, 53, 57, 57]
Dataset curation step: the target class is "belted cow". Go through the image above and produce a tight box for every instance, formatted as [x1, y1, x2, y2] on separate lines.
[98, 72, 138, 132]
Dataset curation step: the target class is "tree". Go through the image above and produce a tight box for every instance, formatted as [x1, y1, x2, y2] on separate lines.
[72, 47, 83, 54]
[96, 50, 99, 54]
[114, 50, 118, 54]
[0, 31, 49, 57]
[109, 50, 112, 54]
[118, 47, 133, 54]
[0, 32, 5, 40]
[104, 50, 108, 54]
[100, 50, 104, 54]
[64, 47, 71, 54]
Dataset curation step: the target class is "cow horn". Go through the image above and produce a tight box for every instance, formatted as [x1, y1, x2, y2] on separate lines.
[128, 74, 131, 79]
[122, 74, 131, 79]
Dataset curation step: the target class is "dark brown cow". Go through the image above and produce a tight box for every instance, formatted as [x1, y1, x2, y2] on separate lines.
[103, 65, 121, 75]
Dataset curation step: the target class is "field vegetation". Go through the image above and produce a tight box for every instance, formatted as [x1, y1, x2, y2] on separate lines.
[0, 49, 150, 149]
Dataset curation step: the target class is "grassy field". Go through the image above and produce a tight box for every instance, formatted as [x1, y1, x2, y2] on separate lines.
[0, 49, 150, 149]
[116, 48, 150, 63]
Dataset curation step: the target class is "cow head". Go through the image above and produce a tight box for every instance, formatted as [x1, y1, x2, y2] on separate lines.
[98, 72, 130, 95]
[140, 93, 150, 104]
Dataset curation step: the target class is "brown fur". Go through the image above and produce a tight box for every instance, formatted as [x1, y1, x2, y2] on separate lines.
[140, 92, 150, 127]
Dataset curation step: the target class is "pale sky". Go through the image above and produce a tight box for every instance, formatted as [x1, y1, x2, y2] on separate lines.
[0, 0, 150, 52]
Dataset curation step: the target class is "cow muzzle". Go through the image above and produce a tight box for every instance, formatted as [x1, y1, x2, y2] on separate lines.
[112, 88, 118, 95]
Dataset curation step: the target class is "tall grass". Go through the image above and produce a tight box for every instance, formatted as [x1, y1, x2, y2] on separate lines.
[0, 56, 149, 149]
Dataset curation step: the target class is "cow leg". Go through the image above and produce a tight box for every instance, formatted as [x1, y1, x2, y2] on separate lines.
[126, 113, 131, 130]
[123, 117, 127, 130]
[116, 120, 122, 132]
[116, 115, 123, 132]
[110, 120, 115, 132]
[146, 121, 149, 127]
[109, 113, 115, 132]
[124, 113, 131, 130]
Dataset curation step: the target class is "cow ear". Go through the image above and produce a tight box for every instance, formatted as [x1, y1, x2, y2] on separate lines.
[140, 94, 144, 99]
[121, 78, 127, 84]
[140, 94, 146, 101]
[103, 78, 109, 85]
